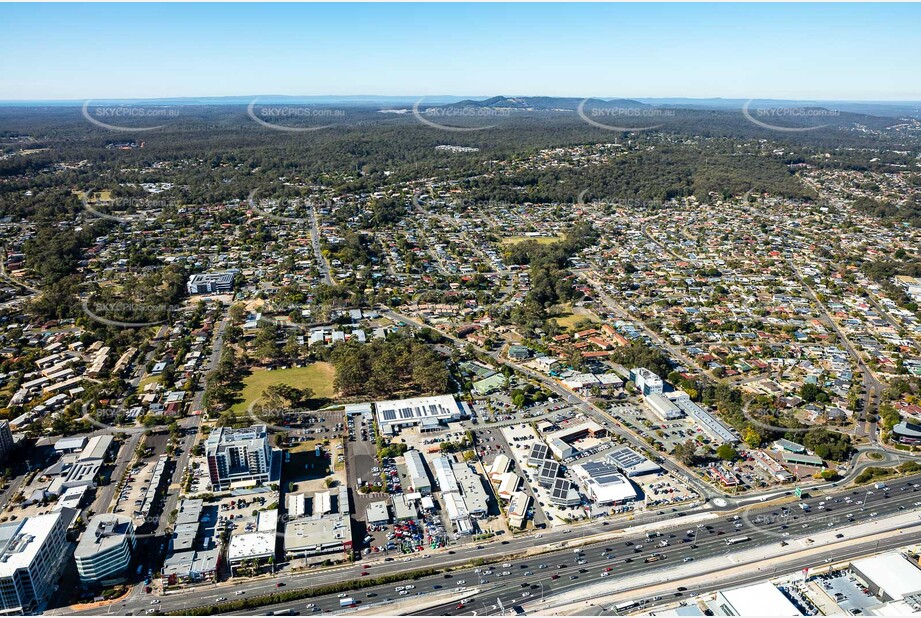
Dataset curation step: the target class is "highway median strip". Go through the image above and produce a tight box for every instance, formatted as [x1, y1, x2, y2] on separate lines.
[167, 568, 441, 615]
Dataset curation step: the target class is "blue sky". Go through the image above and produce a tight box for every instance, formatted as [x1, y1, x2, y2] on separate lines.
[1, 3, 919, 101]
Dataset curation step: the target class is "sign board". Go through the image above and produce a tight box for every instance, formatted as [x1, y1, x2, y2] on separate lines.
[794, 487, 802, 498]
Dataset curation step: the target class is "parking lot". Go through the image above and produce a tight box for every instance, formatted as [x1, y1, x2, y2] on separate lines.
[609, 401, 709, 452]
[815, 570, 883, 615]
[632, 472, 698, 509]
[217, 490, 274, 540]
[114, 459, 157, 518]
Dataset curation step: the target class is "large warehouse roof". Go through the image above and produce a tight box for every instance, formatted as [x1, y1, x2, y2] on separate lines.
[375, 394, 461, 433]
[852, 552, 921, 601]
[716, 581, 802, 616]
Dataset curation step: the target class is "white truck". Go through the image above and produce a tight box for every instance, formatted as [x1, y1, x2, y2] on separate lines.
[340, 598, 356, 608]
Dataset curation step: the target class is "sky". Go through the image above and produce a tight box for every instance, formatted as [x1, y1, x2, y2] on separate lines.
[1, 3, 919, 102]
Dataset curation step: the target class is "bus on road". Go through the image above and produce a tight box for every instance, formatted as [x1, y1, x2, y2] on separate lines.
[615, 600, 640, 613]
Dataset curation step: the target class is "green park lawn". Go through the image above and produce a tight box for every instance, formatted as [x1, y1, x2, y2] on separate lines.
[231, 362, 336, 413]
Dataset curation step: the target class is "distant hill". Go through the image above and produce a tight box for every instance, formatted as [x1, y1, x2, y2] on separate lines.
[433, 96, 650, 111]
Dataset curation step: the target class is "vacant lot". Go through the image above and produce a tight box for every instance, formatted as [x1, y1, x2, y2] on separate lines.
[501, 235, 563, 246]
[231, 363, 336, 413]
[552, 306, 601, 331]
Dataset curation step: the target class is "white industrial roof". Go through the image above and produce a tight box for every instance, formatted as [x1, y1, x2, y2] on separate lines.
[228, 532, 275, 562]
[0, 512, 64, 576]
[366, 501, 389, 522]
[717, 581, 802, 616]
[853, 552, 921, 601]
[375, 394, 461, 430]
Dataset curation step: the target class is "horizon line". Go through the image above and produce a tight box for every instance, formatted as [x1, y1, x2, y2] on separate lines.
[1, 95, 921, 105]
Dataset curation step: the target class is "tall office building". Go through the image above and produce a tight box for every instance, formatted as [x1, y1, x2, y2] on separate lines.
[0, 511, 70, 615]
[205, 424, 277, 490]
[0, 421, 13, 465]
[74, 514, 136, 587]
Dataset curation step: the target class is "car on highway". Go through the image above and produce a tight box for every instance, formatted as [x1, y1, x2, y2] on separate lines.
[551, 574, 560, 580]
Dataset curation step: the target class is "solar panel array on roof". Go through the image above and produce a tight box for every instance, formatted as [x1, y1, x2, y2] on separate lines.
[375, 395, 462, 434]
[608, 446, 644, 468]
[578, 461, 626, 485]
[550, 478, 569, 499]
[528, 443, 550, 465]
[537, 460, 560, 487]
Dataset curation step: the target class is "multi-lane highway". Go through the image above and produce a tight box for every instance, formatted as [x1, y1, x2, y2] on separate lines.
[415, 476, 921, 617]
[89, 474, 921, 617]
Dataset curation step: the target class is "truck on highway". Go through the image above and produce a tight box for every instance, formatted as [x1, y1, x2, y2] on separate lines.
[725, 536, 751, 545]
[340, 598, 356, 608]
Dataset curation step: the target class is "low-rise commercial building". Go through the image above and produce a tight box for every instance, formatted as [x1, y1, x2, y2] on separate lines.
[645, 393, 684, 421]
[404, 449, 433, 495]
[572, 461, 637, 504]
[631, 367, 663, 396]
[507, 491, 531, 529]
[607, 446, 661, 477]
[186, 271, 235, 295]
[375, 394, 463, 435]
[669, 394, 738, 444]
[366, 501, 390, 526]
